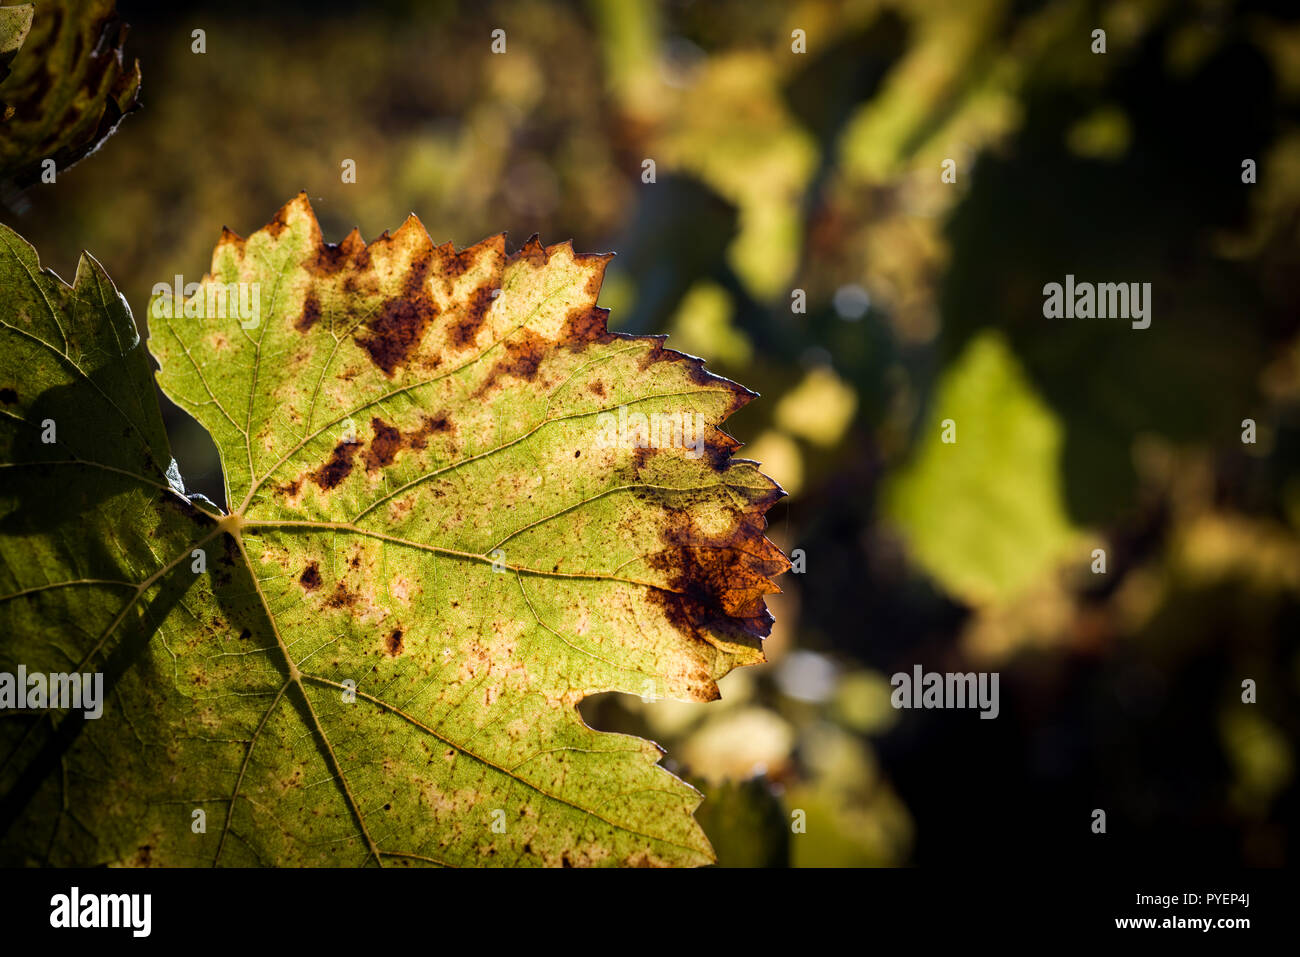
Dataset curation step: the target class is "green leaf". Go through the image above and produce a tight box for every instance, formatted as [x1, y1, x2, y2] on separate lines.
[688, 775, 789, 868]
[0, 0, 141, 186]
[0, 195, 788, 867]
[882, 330, 1080, 604]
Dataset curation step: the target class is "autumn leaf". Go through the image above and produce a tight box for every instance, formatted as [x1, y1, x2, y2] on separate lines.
[0, 194, 787, 866]
[0, 0, 140, 186]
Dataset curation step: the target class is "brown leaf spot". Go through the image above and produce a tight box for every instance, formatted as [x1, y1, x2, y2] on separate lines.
[449, 281, 497, 348]
[385, 628, 404, 656]
[296, 291, 322, 333]
[361, 414, 453, 471]
[412, 413, 451, 446]
[435, 243, 474, 290]
[560, 305, 616, 350]
[356, 246, 436, 376]
[497, 328, 547, 380]
[475, 328, 548, 397]
[646, 508, 789, 650]
[310, 439, 362, 490]
[308, 228, 366, 277]
[266, 202, 293, 238]
[326, 582, 356, 608]
[299, 562, 322, 591]
[509, 234, 549, 268]
[342, 269, 376, 298]
[363, 417, 402, 471]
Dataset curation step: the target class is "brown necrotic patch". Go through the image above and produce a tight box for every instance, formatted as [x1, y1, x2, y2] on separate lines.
[296, 291, 322, 333]
[385, 628, 404, 656]
[363, 417, 402, 471]
[494, 328, 547, 381]
[308, 228, 366, 277]
[342, 269, 375, 298]
[475, 328, 549, 398]
[357, 297, 433, 376]
[299, 562, 322, 591]
[414, 413, 451, 442]
[645, 507, 789, 651]
[310, 439, 362, 490]
[326, 581, 356, 609]
[356, 244, 436, 376]
[265, 202, 293, 238]
[361, 414, 453, 472]
[449, 281, 497, 348]
[560, 305, 617, 351]
[508, 235, 549, 268]
[434, 243, 475, 292]
[624, 850, 669, 868]
[433, 233, 503, 294]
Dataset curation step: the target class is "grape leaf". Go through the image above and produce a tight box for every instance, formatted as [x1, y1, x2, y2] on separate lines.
[0, 195, 788, 866]
[882, 331, 1080, 605]
[0, 0, 140, 186]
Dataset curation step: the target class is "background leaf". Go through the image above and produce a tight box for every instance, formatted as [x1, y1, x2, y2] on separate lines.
[0, 4, 32, 87]
[0, 0, 140, 188]
[882, 330, 1081, 604]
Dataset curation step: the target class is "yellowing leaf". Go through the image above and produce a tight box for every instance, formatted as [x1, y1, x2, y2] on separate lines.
[0, 196, 787, 866]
